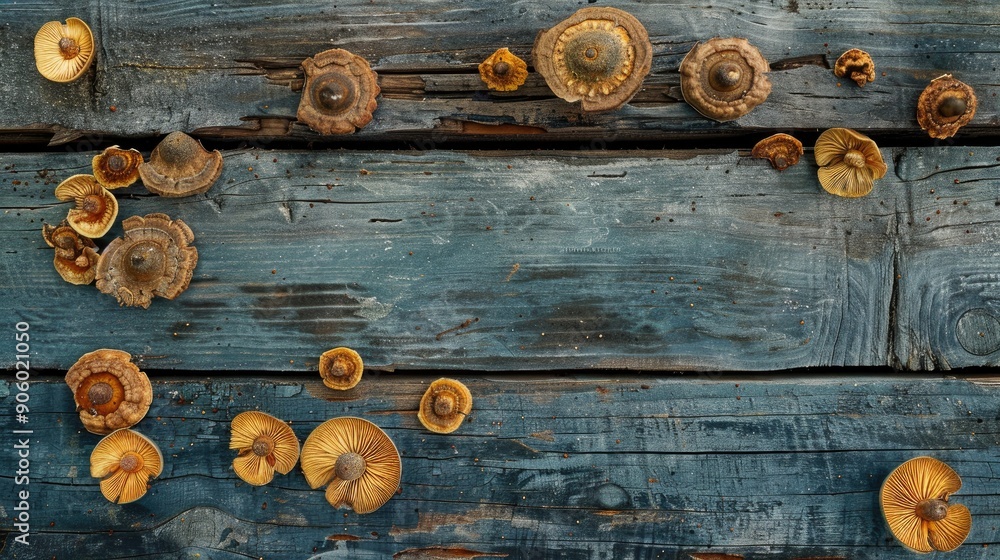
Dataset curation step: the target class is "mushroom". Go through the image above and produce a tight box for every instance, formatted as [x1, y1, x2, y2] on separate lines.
[93, 146, 143, 189]
[479, 48, 529, 92]
[42, 220, 99, 285]
[814, 128, 887, 198]
[300, 417, 401, 514]
[417, 378, 473, 434]
[751, 133, 803, 171]
[318, 347, 364, 390]
[54, 175, 118, 238]
[138, 132, 222, 197]
[532, 7, 652, 112]
[90, 429, 163, 504]
[881, 456, 972, 553]
[679, 37, 771, 122]
[95, 213, 198, 308]
[297, 49, 380, 135]
[34, 17, 95, 83]
[917, 75, 977, 140]
[65, 349, 153, 435]
[834, 49, 876, 87]
[230, 411, 300, 486]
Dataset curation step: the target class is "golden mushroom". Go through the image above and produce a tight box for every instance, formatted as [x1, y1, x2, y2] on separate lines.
[917, 75, 977, 140]
[65, 349, 153, 435]
[54, 175, 118, 238]
[90, 429, 163, 504]
[230, 411, 300, 486]
[814, 128, 887, 198]
[479, 48, 529, 92]
[139, 132, 223, 197]
[34, 17, 95, 83]
[300, 417, 401, 514]
[834, 48, 876, 87]
[679, 37, 771, 122]
[417, 378, 472, 434]
[881, 456, 972, 553]
[532, 7, 652, 112]
[318, 347, 364, 390]
[93, 146, 143, 189]
[42, 220, 99, 285]
[297, 49, 380, 135]
[751, 133, 803, 171]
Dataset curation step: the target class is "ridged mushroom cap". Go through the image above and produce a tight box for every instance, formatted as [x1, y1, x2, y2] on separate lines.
[139, 132, 223, 197]
[90, 429, 163, 504]
[751, 133, 803, 171]
[479, 48, 529, 92]
[230, 411, 301, 486]
[297, 49, 380, 135]
[917, 75, 977, 140]
[34, 18, 94, 83]
[417, 378, 473, 434]
[814, 128, 887, 198]
[54, 175, 118, 238]
[65, 349, 152, 435]
[43, 220, 99, 285]
[834, 48, 876, 87]
[93, 146, 144, 189]
[679, 37, 771, 122]
[881, 456, 972, 553]
[318, 347, 364, 390]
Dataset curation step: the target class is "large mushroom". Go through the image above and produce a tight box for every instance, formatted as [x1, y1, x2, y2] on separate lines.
[679, 37, 771, 122]
[90, 429, 163, 504]
[42, 220, 99, 285]
[297, 49, 380, 135]
[54, 175, 118, 238]
[814, 128, 887, 198]
[318, 347, 364, 390]
[65, 349, 153, 435]
[881, 456, 972, 553]
[230, 411, 300, 486]
[34, 17, 94, 83]
[417, 378, 473, 434]
[917, 75, 977, 140]
[139, 132, 223, 197]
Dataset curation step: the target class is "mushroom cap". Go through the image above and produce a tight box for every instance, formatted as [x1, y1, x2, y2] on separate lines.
[834, 48, 876, 87]
[532, 7, 652, 112]
[300, 417, 401, 514]
[881, 456, 972, 553]
[34, 17, 95, 83]
[751, 133, 803, 171]
[679, 37, 771, 122]
[479, 48, 529, 92]
[90, 428, 163, 504]
[917, 74, 977, 140]
[814, 128, 887, 198]
[318, 347, 364, 390]
[65, 349, 153, 435]
[139, 132, 223, 197]
[54, 175, 118, 238]
[417, 378, 473, 434]
[43, 220, 99, 285]
[93, 146, 144, 189]
[297, 49, 380, 135]
[95, 213, 198, 308]
[230, 411, 300, 486]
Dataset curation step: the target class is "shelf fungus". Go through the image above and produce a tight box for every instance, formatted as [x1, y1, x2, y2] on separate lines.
[917, 75, 977, 140]
[418, 378, 473, 434]
[297, 48, 380, 135]
[43, 220, 99, 285]
[54, 174, 118, 238]
[90, 429, 163, 504]
[34, 17, 95, 83]
[65, 349, 153, 435]
[479, 48, 529, 92]
[230, 411, 300, 486]
[318, 347, 364, 390]
[301, 417, 401, 514]
[881, 456, 972, 553]
[751, 133, 803, 171]
[93, 146, 143, 189]
[139, 132, 223, 197]
[814, 128, 887, 198]
[95, 213, 198, 308]
[532, 7, 652, 112]
[679, 37, 771, 122]
[834, 49, 876, 87]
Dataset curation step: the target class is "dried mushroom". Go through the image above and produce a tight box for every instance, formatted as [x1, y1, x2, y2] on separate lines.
[297, 49, 380, 135]
[679, 37, 771, 122]
[418, 378, 473, 434]
[834, 49, 876, 87]
[65, 349, 153, 435]
[318, 347, 364, 390]
[881, 456, 972, 553]
[43, 220, 99, 285]
[139, 132, 222, 197]
[300, 417, 401, 514]
[814, 128, 887, 198]
[90, 429, 163, 504]
[93, 146, 143, 189]
[917, 75, 977, 140]
[95, 213, 198, 308]
[479, 48, 529, 92]
[34, 17, 94, 83]
[751, 134, 803, 171]
[54, 174, 118, 238]
[532, 7, 652, 112]
[230, 411, 300, 486]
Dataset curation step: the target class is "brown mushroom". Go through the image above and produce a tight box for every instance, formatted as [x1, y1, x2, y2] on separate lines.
[318, 347, 364, 390]
[532, 7, 652, 112]
[834, 49, 876, 87]
[42, 220, 99, 285]
[679, 37, 771, 122]
[297, 49, 380, 135]
[95, 213, 198, 308]
[34, 17, 94, 83]
[53, 174, 118, 238]
[93, 146, 143, 189]
[751, 134, 803, 171]
[65, 349, 153, 435]
[230, 411, 300, 486]
[300, 417, 401, 514]
[814, 128, 887, 198]
[917, 75, 977, 140]
[881, 456, 972, 553]
[417, 378, 473, 434]
[479, 48, 529, 92]
[138, 132, 223, 197]
[90, 429, 163, 504]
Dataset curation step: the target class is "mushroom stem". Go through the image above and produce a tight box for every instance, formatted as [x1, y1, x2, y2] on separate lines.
[710, 61, 743, 92]
[58, 37, 80, 60]
[939, 96, 967, 118]
[87, 382, 114, 407]
[335, 452, 367, 482]
[251, 435, 274, 457]
[433, 393, 456, 417]
[843, 150, 867, 168]
[916, 498, 950, 521]
[493, 61, 510, 76]
[119, 451, 144, 474]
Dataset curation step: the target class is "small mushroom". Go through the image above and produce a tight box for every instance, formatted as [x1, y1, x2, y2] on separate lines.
[679, 37, 771, 122]
[881, 456, 972, 553]
[95, 213, 198, 308]
[318, 347, 364, 390]
[297, 49, 380, 135]
[834, 48, 876, 87]
[532, 7, 652, 112]
[53, 174, 118, 238]
[751, 134, 803, 171]
[42, 220, 100, 285]
[230, 411, 300, 486]
[479, 48, 529, 92]
[917, 75, 977, 140]
[417, 378, 473, 434]
[90, 429, 163, 504]
[65, 349, 153, 435]
[34, 17, 95, 83]
[300, 417, 401, 514]
[93, 146, 143, 189]
[814, 128, 887, 198]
